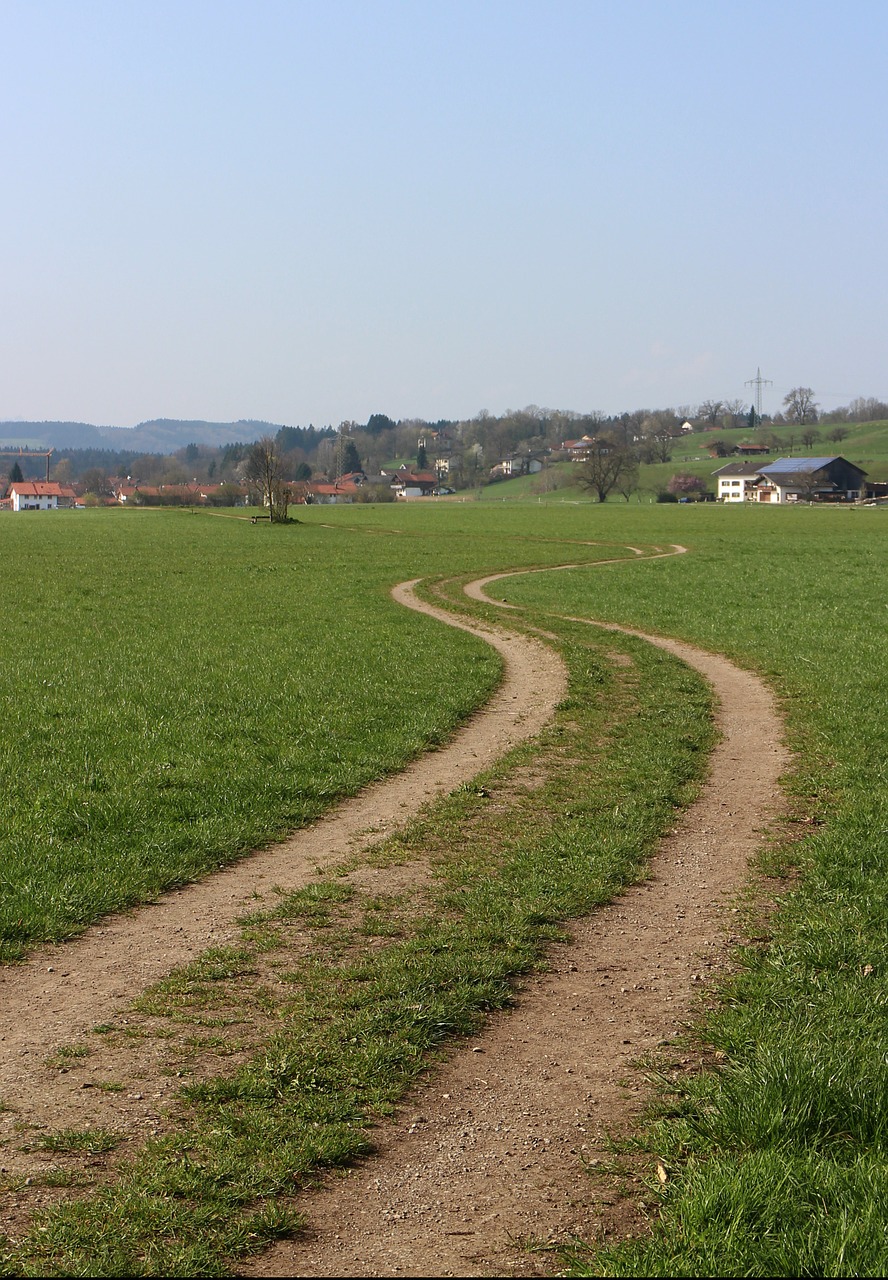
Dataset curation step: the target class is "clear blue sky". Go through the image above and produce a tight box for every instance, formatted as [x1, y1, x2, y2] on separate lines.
[2, 0, 885, 427]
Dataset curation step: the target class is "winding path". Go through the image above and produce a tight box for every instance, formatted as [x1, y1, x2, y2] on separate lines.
[1, 547, 789, 1279]
[0, 581, 566, 1150]
[249, 560, 789, 1278]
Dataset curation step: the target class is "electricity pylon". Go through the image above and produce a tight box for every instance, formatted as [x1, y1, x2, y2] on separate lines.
[745, 367, 773, 422]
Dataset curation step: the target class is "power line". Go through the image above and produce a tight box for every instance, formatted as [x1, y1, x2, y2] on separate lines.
[745, 367, 773, 420]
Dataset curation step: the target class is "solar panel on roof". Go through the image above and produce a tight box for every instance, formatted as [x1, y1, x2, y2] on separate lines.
[759, 456, 836, 474]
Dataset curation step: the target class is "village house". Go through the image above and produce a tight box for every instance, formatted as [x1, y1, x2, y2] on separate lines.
[732, 442, 772, 456]
[753, 457, 867, 503]
[115, 482, 248, 506]
[8, 481, 79, 511]
[711, 460, 769, 502]
[390, 468, 438, 498]
[489, 454, 545, 480]
[712, 456, 868, 504]
[303, 479, 360, 504]
[561, 434, 606, 460]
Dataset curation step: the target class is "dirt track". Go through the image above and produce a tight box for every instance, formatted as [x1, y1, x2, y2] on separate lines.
[0, 554, 789, 1276]
[248, 565, 789, 1277]
[0, 581, 565, 1159]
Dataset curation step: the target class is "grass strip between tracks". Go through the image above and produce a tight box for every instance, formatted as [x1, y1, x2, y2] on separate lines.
[0, 604, 714, 1277]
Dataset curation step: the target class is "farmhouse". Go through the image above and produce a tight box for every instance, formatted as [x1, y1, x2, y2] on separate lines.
[489, 454, 545, 480]
[753, 456, 867, 504]
[8, 481, 78, 511]
[712, 460, 767, 502]
[561, 434, 605, 460]
[733, 442, 771, 456]
[390, 468, 438, 498]
[304, 480, 360, 504]
[712, 455, 868, 504]
[114, 482, 249, 506]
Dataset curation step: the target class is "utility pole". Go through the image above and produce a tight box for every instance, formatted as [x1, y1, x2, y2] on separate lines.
[335, 420, 359, 480]
[335, 421, 349, 480]
[745, 367, 773, 424]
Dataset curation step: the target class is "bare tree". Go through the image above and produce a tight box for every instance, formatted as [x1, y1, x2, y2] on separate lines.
[698, 399, 724, 427]
[800, 426, 819, 448]
[794, 465, 826, 503]
[243, 436, 292, 522]
[847, 396, 888, 422]
[783, 387, 819, 425]
[615, 452, 641, 501]
[577, 443, 639, 503]
[724, 399, 745, 428]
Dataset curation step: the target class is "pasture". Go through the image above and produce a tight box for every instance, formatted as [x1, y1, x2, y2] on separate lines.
[0, 508, 638, 960]
[1, 500, 887, 1276]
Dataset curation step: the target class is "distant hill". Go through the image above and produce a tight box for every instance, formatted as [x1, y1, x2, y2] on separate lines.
[0, 421, 107, 449]
[0, 418, 286, 454]
[102, 419, 286, 452]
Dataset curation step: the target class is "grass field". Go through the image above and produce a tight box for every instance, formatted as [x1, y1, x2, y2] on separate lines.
[0, 508, 637, 960]
[488, 502, 888, 1275]
[1, 500, 887, 1275]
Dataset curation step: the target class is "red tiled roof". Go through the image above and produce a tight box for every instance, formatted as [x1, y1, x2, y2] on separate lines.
[10, 482, 67, 497]
[309, 481, 359, 495]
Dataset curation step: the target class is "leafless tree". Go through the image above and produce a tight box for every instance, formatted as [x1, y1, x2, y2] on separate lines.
[615, 453, 641, 501]
[847, 396, 888, 422]
[243, 436, 292, 522]
[794, 465, 826, 503]
[698, 399, 724, 427]
[577, 444, 639, 503]
[783, 387, 819, 425]
[724, 399, 745, 428]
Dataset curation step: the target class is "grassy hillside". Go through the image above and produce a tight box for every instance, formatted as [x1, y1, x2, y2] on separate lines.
[667, 417, 888, 481]
[476, 418, 888, 501]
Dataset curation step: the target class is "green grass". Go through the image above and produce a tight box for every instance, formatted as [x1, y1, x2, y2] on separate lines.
[0, 511, 488, 958]
[0, 507, 646, 960]
[32, 1130, 123, 1156]
[1, 578, 715, 1276]
[2, 500, 887, 1275]
[483, 503, 888, 1277]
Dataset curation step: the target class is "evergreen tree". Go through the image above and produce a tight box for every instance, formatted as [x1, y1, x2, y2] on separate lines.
[342, 440, 362, 474]
[416, 444, 428, 470]
[366, 413, 396, 435]
[8, 462, 23, 483]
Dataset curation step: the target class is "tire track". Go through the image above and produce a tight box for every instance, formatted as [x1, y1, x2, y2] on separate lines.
[0, 581, 566, 1149]
[248, 552, 790, 1279]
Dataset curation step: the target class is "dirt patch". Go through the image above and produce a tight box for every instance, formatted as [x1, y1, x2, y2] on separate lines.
[245, 565, 789, 1278]
[0, 553, 789, 1278]
[0, 581, 566, 1198]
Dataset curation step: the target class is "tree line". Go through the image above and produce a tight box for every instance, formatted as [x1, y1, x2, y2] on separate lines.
[5, 388, 882, 501]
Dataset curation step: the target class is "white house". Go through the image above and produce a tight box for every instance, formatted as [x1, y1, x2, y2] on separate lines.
[489, 454, 545, 479]
[712, 456, 868, 504]
[8, 482, 77, 511]
[711, 461, 767, 502]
